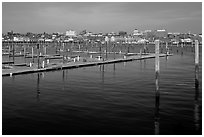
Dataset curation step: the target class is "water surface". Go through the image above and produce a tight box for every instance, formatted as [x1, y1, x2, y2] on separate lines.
[2, 45, 202, 135]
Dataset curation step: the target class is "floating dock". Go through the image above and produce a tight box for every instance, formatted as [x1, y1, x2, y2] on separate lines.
[2, 53, 172, 76]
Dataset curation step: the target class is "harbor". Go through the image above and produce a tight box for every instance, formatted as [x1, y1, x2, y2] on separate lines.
[2, 2, 202, 135]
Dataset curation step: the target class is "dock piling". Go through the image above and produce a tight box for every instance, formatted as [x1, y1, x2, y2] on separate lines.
[24, 44, 26, 63]
[106, 42, 108, 60]
[195, 40, 199, 66]
[12, 43, 15, 63]
[140, 49, 142, 58]
[8, 45, 11, 57]
[44, 45, 47, 55]
[114, 43, 116, 59]
[24, 44, 26, 57]
[155, 40, 160, 135]
[105, 36, 109, 60]
[37, 44, 40, 69]
[32, 46, 34, 63]
[155, 40, 160, 73]
[195, 40, 199, 87]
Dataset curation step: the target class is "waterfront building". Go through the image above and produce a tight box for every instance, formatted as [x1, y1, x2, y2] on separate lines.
[155, 29, 168, 38]
[66, 30, 76, 37]
[133, 29, 143, 36]
[13, 36, 30, 42]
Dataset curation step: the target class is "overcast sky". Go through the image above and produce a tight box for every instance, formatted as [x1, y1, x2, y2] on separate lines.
[2, 2, 202, 34]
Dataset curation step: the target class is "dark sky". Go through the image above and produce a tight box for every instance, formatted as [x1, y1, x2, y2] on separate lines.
[2, 2, 202, 34]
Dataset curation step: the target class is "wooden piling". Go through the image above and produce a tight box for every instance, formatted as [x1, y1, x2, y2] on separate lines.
[144, 44, 146, 53]
[24, 44, 26, 63]
[37, 44, 40, 69]
[32, 46, 34, 63]
[195, 40, 199, 66]
[127, 43, 130, 53]
[155, 40, 160, 135]
[99, 42, 102, 58]
[55, 42, 58, 54]
[155, 40, 160, 73]
[114, 43, 116, 59]
[24, 44, 26, 57]
[195, 40, 199, 88]
[140, 49, 142, 58]
[105, 36, 109, 60]
[44, 45, 47, 55]
[8, 44, 11, 57]
[106, 41, 108, 60]
[12, 43, 15, 63]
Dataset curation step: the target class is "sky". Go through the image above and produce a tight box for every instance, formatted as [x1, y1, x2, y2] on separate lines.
[2, 2, 202, 34]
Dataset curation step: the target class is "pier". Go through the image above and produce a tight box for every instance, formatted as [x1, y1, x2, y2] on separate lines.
[2, 53, 172, 76]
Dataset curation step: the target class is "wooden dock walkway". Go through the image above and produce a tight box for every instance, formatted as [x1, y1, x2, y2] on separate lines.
[2, 53, 172, 76]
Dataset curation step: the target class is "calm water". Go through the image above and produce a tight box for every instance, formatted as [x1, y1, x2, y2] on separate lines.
[2, 45, 202, 135]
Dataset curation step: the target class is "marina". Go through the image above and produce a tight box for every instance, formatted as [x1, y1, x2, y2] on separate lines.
[2, 41, 202, 135]
[2, 52, 172, 76]
[2, 44, 202, 135]
[2, 2, 202, 135]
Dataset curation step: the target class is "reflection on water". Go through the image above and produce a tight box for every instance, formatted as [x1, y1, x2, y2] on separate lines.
[62, 70, 65, 90]
[113, 63, 116, 77]
[194, 65, 200, 131]
[36, 73, 40, 101]
[100, 64, 105, 84]
[154, 71, 160, 135]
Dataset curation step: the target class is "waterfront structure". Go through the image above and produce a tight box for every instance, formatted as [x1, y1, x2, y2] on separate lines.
[133, 29, 143, 36]
[2, 29, 202, 44]
[154, 29, 168, 38]
[181, 38, 193, 44]
[66, 30, 76, 37]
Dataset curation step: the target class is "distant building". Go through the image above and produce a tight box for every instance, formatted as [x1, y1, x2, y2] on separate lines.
[155, 29, 168, 38]
[182, 38, 193, 43]
[84, 32, 93, 36]
[133, 29, 143, 36]
[79, 30, 87, 36]
[66, 30, 76, 37]
[144, 30, 152, 33]
[13, 36, 30, 41]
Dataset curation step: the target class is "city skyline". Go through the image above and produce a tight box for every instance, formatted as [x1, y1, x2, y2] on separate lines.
[2, 2, 202, 34]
